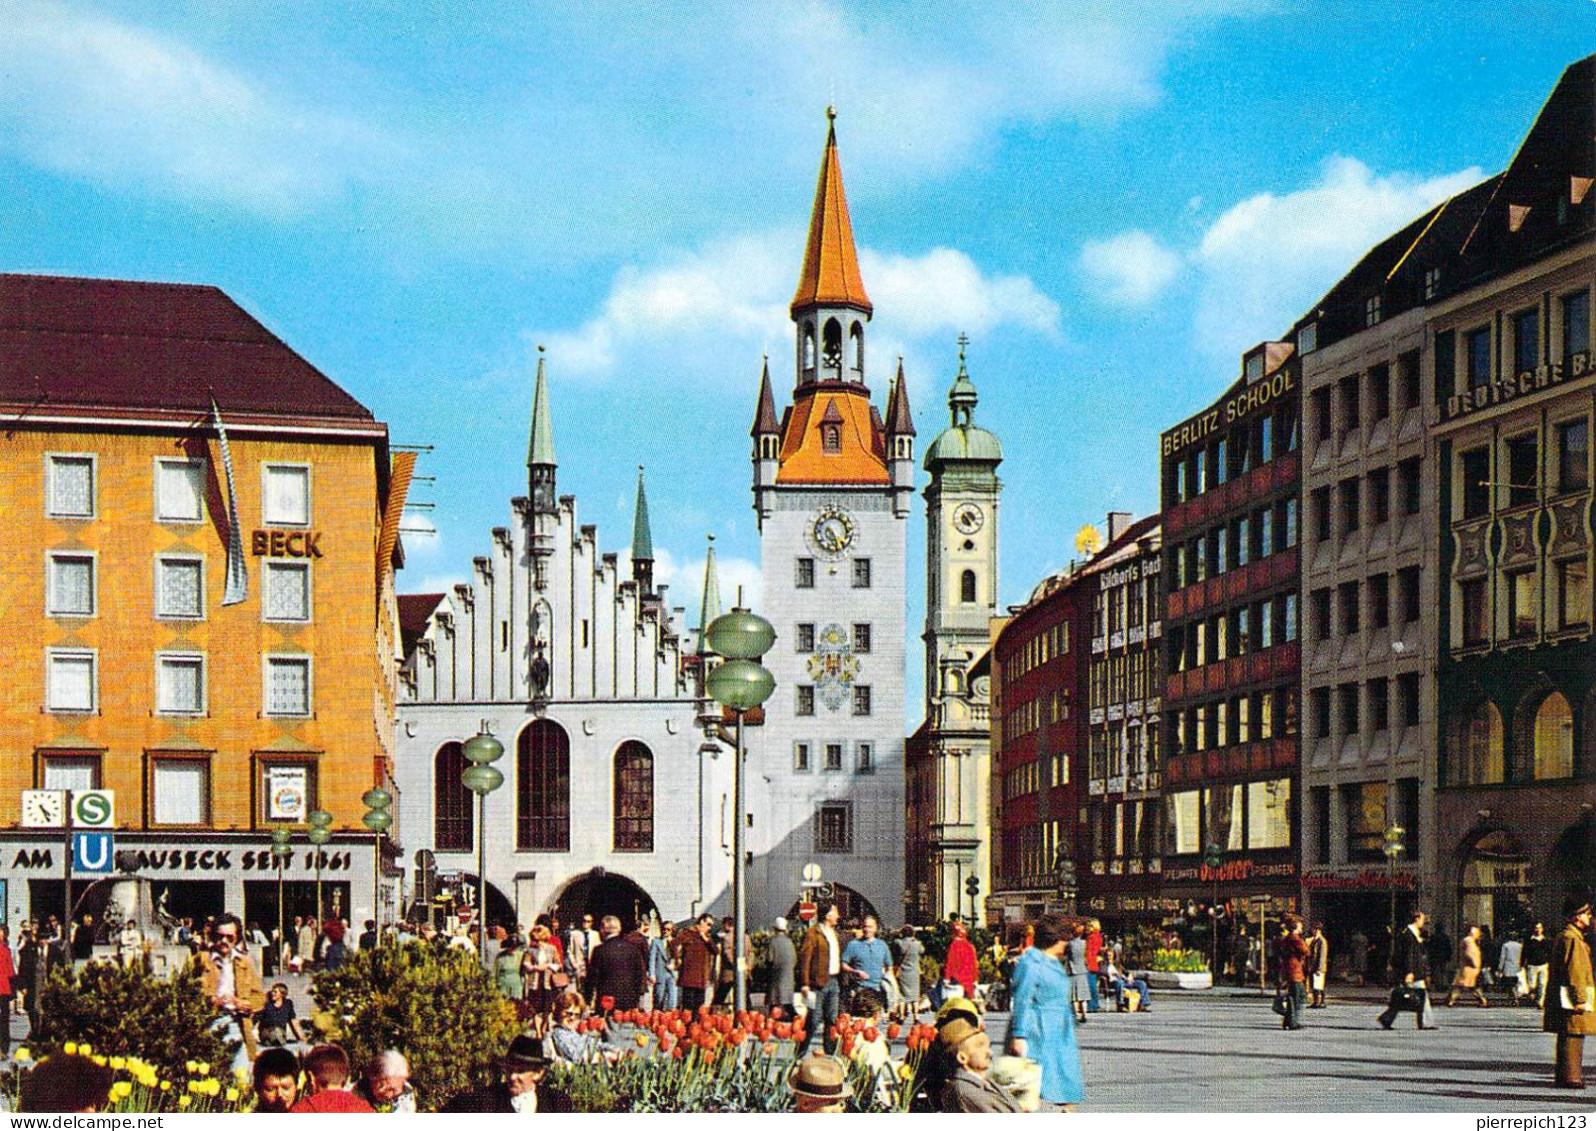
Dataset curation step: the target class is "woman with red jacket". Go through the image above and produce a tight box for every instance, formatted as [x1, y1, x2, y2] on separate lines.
[944, 923, 979, 1000]
[0, 924, 15, 1055]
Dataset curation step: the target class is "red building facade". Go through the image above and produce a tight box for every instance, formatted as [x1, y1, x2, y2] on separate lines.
[1159, 342, 1303, 921]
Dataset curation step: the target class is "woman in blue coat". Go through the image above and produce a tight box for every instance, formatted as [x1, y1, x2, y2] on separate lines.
[1005, 913, 1086, 1110]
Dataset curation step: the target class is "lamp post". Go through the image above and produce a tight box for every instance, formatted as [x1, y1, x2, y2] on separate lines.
[461, 723, 507, 963]
[1383, 824, 1406, 945]
[1204, 842, 1223, 983]
[307, 810, 333, 929]
[270, 828, 293, 975]
[362, 789, 394, 941]
[704, 604, 775, 1015]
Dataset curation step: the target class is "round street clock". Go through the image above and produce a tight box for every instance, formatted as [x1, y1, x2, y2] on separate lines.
[810, 505, 855, 557]
[952, 502, 985, 535]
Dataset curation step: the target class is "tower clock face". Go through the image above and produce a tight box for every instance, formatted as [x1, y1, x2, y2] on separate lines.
[952, 502, 985, 535]
[810, 506, 855, 557]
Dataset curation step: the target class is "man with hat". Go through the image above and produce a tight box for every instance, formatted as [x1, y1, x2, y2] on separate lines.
[787, 1053, 853, 1113]
[441, 1035, 573, 1112]
[1545, 893, 1595, 1089]
[933, 1016, 1022, 1113]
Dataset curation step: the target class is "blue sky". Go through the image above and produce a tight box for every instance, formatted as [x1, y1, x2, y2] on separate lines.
[4, 1, 1595, 719]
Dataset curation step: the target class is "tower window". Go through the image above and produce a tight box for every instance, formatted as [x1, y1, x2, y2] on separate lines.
[960, 569, 977, 603]
[821, 424, 842, 452]
[850, 322, 864, 375]
[796, 558, 815, 588]
[803, 323, 816, 372]
[822, 318, 842, 372]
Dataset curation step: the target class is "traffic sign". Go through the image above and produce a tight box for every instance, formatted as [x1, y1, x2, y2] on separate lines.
[798, 902, 817, 923]
[72, 790, 115, 828]
[801, 863, 822, 884]
[1249, 894, 1271, 905]
[73, 831, 113, 874]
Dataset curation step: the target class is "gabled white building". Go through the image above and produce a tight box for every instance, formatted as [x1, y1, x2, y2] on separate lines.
[395, 359, 734, 928]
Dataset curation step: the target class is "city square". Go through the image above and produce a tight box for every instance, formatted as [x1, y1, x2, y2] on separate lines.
[2, 1, 1596, 1115]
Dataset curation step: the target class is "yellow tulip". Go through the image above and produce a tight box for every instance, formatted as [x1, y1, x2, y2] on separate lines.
[110, 1056, 126, 1069]
[187, 1080, 202, 1093]
[196, 1061, 211, 1076]
[78, 1044, 92, 1057]
[93, 1056, 108, 1067]
[110, 1082, 133, 1100]
[226, 1087, 240, 1103]
[63, 1042, 78, 1056]
[185, 1060, 198, 1074]
[178, 1095, 192, 1109]
[13, 1048, 30, 1062]
[159, 1081, 172, 1092]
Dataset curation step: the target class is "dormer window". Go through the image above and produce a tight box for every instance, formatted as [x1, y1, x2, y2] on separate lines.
[1365, 293, 1383, 328]
[822, 424, 842, 453]
[1424, 267, 1441, 301]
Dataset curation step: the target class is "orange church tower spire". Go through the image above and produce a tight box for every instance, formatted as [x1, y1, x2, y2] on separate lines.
[790, 107, 872, 318]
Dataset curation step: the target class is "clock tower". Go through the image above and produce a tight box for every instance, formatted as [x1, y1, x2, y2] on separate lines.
[914, 337, 1002, 921]
[746, 110, 913, 926]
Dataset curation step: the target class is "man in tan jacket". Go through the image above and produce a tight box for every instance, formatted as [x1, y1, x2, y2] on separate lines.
[1545, 894, 1595, 1089]
[192, 914, 266, 1074]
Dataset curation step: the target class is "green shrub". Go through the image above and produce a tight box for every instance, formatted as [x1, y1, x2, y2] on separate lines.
[35, 959, 232, 1078]
[313, 942, 520, 1111]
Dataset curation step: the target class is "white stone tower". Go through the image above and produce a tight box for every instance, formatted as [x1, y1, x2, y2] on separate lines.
[746, 110, 913, 926]
[918, 337, 1002, 919]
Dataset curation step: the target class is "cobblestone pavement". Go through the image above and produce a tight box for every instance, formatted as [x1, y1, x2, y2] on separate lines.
[981, 989, 1583, 1113]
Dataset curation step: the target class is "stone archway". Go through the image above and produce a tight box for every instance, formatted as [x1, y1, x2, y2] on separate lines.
[786, 882, 880, 928]
[1457, 829, 1535, 940]
[1547, 819, 1596, 919]
[549, 869, 658, 934]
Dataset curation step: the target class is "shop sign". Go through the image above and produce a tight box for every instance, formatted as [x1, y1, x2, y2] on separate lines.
[6, 846, 353, 872]
[1162, 368, 1296, 457]
[1443, 350, 1590, 421]
[1166, 859, 1298, 884]
[266, 767, 309, 822]
[251, 531, 325, 558]
[1302, 868, 1417, 892]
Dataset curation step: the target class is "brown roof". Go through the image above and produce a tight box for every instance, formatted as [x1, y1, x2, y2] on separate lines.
[398, 592, 446, 654]
[0, 274, 377, 425]
[790, 114, 873, 317]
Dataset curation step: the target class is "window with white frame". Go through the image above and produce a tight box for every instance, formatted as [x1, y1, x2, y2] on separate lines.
[47, 553, 95, 617]
[46, 649, 96, 712]
[263, 464, 310, 526]
[156, 653, 206, 716]
[47, 455, 95, 518]
[155, 458, 206, 522]
[151, 758, 209, 826]
[263, 561, 311, 622]
[40, 754, 100, 792]
[265, 656, 312, 716]
[155, 555, 204, 619]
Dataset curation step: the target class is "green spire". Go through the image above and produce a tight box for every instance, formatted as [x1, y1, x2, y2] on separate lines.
[632, 465, 654, 562]
[698, 535, 723, 655]
[528, 347, 556, 467]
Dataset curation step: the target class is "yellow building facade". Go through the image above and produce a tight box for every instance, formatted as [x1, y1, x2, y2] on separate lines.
[0, 274, 407, 934]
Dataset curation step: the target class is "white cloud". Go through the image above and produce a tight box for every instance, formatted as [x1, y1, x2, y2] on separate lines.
[646, 547, 763, 624]
[410, 572, 467, 596]
[533, 232, 1059, 394]
[1078, 230, 1183, 306]
[0, 0, 397, 215]
[1190, 155, 1483, 357]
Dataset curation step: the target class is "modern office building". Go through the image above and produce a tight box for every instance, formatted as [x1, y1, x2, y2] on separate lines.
[1158, 341, 1303, 918]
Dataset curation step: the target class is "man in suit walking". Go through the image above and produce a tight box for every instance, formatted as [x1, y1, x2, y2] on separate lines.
[1377, 909, 1436, 1030]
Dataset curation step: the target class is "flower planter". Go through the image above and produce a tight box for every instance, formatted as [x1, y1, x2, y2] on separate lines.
[1144, 970, 1212, 990]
